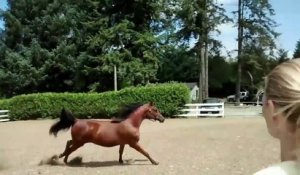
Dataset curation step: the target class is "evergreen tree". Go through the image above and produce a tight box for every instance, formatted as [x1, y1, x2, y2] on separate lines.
[0, 0, 165, 95]
[176, 0, 230, 101]
[293, 39, 300, 58]
[277, 48, 289, 63]
[77, 0, 163, 91]
[235, 0, 279, 103]
[0, 0, 85, 96]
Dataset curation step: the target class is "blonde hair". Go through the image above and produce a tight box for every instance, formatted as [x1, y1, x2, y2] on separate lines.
[265, 58, 300, 124]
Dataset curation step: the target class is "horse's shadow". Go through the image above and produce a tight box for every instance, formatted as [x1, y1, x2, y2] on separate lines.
[40, 155, 150, 168]
[69, 159, 149, 168]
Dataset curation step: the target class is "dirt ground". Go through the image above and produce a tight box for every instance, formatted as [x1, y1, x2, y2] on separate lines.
[0, 117, 280, 175]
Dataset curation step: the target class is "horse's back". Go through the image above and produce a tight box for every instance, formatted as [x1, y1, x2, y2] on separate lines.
[71, 119, 124, 146]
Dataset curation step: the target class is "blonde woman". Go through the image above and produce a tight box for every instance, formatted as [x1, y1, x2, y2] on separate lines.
[254, 58, 300, 175]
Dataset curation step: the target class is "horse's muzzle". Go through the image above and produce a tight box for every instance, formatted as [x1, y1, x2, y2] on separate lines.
[157, 115, 165, 123]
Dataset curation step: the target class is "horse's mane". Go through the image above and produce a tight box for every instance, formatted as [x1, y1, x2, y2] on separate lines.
[111, 103, 143, 123]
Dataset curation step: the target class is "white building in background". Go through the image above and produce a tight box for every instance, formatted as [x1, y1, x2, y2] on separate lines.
[184, 82, 199, 102]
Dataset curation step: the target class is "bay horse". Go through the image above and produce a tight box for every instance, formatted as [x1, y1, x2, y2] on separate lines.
[49, 102, 165, 165]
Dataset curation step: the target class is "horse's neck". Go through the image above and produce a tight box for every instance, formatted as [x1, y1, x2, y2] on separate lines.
[125, 107, 146, 128]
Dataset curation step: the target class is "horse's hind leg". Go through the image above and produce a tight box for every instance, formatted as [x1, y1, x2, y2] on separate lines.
[119, 144, 125, 164]
[59, 140, 72, 158]
[58, 140, 83, 164]
[130, 143, 159, 165]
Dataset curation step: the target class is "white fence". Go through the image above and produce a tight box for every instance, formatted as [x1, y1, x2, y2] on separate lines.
[176, 103, 224, 118]
[0, 110, 10, 122]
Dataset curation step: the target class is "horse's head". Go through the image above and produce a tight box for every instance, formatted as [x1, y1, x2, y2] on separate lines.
[144, 102, 165, 123]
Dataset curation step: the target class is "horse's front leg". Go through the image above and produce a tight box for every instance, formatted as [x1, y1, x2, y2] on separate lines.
[119, 144, 125, 164]
[129, 143, 159, 165]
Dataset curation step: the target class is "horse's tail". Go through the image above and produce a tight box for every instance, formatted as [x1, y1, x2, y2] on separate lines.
[49, 108, 77, 137]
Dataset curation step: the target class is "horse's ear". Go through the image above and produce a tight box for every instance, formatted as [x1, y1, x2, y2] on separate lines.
[149, 101, 154, 106]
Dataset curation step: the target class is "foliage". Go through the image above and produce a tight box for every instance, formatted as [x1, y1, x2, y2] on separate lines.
[157, 45, 198, 82]
[238, 0, 279, 51]
[276, 48, 290, 63]
[0, 0, 283, 100]
[0, 0, 84, 96]
[235, 0, 279, 102]
[0, 0, 166, 96]
[208, 56, 233, 89]
[175, 0, 231, 101]
[0, 83, 189, 120]
[76, 0, 165, 90]
[293, 39, 300, 59]
[0, 98, 10, 109]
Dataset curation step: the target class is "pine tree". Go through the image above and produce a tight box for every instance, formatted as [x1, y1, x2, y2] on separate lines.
[0, 0, 84, 96]
[176, 0, 230, 102]
[235, 0, 279, 103]
[293, 40, 300, 58]
[77, 0, 163, 91]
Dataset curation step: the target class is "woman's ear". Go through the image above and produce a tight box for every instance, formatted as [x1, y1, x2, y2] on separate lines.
[266, 99, 279, 122]
[266, 99, 275, 115]
[266, 99, 282, 138]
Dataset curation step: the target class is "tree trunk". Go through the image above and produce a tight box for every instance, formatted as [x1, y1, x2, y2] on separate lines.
[114, 65, 117, 91]
[203, 0, 209, 99]
[204, 41, 209, 99]
[201, 45, 206, 101]
[198, 71, 203, 103]
[198, 42, 205, 103]
[236, 0, 243, 105]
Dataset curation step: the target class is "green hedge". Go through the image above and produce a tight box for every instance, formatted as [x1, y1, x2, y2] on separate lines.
[0, 83, 189, 120]
[0, 99, 10, 110]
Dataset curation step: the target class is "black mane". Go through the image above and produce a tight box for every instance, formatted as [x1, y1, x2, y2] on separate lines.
[111, 103, 143, 123]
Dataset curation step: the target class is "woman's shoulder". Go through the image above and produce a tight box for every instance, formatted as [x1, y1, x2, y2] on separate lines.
[253, 161, 300, 175]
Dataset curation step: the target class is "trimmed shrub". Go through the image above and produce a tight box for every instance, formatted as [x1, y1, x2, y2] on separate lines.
[1, 83, 189, 120]
[0, 99, 10, 110]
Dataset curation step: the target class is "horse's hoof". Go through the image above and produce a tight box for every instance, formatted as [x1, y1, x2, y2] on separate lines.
[63, 159, 68, 164]
[119, 160, 124, 164]
[152, 161, 159, 165]
[59, 154, 63, 158]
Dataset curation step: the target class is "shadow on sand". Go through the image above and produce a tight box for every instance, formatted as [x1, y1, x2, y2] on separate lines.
[69, 159, 149, 168]
[39, 155, 150, 168]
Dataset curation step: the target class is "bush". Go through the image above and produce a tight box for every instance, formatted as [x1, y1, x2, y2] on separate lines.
[0, 83, 189, 120]
[0, 99, 10, 110]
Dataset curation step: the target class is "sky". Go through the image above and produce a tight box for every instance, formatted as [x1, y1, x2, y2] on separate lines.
[214, 0, 300, 57]
[0, 0, 7, 29]
[0, 0, 299, 57]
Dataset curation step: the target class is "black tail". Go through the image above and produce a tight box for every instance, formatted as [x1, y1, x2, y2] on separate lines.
[49, 108, 76, 137]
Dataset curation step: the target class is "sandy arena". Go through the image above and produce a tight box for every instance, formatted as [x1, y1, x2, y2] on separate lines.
[0, 117, 279, 175]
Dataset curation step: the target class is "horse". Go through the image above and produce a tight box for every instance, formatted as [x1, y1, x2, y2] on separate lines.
[49, 102, 165, 165]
